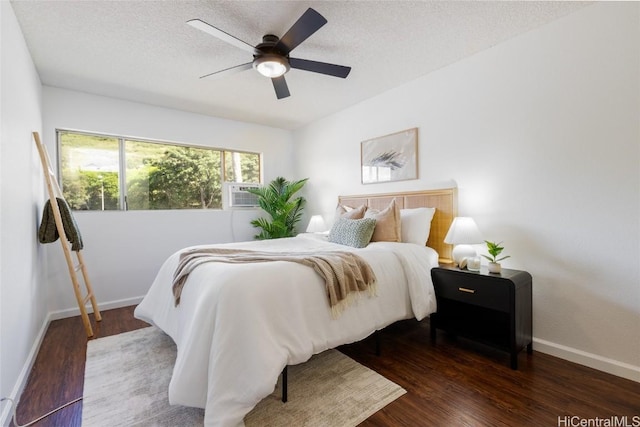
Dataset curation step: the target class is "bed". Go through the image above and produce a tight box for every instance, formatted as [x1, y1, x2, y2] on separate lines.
[134, 188, 457, 427]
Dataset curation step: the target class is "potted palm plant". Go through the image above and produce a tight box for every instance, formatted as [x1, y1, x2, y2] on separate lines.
[246, 176, 308, 240]
[482, 240, 510, 273]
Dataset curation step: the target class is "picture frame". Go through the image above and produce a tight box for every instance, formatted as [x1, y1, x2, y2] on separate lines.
[361, 128, 418, 184]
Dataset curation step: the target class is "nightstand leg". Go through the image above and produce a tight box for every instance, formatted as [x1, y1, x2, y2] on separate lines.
[527, 343, 533, 354]
[510, 353, 518, 370]
[281, 366, 288, 403]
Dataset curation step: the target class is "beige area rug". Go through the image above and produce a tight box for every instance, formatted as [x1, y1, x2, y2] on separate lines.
[83, 327, 406, 426]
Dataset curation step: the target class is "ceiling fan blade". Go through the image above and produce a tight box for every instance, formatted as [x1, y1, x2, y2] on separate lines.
[289, 58, 351, 78]
[271, 76, 290, 99]
[187, 19, 256, 54]
[199, 62, 252, 79]
[274, 8, 327, 55]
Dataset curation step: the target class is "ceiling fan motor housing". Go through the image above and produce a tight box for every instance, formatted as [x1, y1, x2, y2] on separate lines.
[253, 34, 290, 76]
[255, 35, 281, 53]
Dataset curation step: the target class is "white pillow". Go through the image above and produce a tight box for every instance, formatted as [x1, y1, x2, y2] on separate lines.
[400, 207, 436, 245]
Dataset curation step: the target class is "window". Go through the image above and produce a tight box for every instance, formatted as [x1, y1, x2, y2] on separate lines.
[58, 130, 261, 211]
[224, 151, 260, 184]
[59, 132, 121, 210]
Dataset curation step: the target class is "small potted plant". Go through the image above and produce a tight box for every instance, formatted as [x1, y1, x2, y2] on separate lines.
[482, 240, 510, 273]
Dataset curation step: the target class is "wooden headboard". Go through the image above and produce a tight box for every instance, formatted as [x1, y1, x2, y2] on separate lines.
[339, 188, 458, 263]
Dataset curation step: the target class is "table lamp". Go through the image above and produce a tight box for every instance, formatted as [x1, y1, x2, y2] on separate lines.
[306, 215, 327, 233]
[444, 217, 484, 266]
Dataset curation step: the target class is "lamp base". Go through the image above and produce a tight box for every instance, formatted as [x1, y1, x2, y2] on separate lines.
[452, 244, 477, 267]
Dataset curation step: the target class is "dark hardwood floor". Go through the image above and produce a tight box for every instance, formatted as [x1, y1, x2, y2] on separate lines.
[11, 306, 640, 426]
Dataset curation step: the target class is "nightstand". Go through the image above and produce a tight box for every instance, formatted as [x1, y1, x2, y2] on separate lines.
[430, 266, 533, 369]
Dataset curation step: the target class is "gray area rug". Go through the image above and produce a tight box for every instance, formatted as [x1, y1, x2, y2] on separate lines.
[83, 326, 406, 426]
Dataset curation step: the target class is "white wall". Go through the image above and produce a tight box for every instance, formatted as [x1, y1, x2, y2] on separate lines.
[41, 87, 295, 315]
[0, 2, 46, 423]
[294, 2, 640, 380]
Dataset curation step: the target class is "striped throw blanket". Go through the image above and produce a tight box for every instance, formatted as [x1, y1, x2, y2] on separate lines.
[172, 247, 377, 318]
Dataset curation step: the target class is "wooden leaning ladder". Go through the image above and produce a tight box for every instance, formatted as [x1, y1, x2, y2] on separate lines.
[33, 131, 101, 337]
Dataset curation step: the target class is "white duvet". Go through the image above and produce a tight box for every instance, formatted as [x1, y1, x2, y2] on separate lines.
[134, 234, 438, 427]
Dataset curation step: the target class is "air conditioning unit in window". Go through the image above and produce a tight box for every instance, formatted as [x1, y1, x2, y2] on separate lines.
[223, 182, 261, 209]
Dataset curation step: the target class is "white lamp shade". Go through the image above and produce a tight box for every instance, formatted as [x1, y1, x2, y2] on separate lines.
[306, 215, 327, 233]
[444, 217, 483, 245]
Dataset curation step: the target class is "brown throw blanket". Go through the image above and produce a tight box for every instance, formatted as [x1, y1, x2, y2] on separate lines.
[172, 247, 377, 318]
[38, 197, 84, 251]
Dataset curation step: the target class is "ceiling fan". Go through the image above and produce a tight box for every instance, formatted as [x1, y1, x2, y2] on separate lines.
[187, 8, 351, 100]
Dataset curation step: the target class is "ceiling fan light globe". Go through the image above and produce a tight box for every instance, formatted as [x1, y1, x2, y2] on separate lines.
[253, 55, 290, 78]
[257, 61, 286, 78]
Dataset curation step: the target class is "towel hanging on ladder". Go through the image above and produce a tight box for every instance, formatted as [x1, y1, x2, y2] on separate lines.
[38, 197, 84, 251]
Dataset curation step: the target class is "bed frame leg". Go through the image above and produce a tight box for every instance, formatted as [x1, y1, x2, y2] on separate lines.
[281, 366, 288, 403]
[375, 330, 381, 356]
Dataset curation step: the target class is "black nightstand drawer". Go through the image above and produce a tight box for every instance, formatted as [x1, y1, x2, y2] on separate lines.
[432, 273, 510, 312]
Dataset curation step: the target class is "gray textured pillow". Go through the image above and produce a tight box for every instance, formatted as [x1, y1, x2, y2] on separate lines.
[328, 218, 377, 248]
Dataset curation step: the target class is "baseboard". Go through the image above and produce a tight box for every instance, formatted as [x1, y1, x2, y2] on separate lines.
[533, 337, 640, 383]
[1, 314, 52, 427]
[48, 295, 145, 321]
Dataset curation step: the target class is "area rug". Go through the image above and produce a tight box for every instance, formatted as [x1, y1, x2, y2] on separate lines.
[83, 326, 406, 426]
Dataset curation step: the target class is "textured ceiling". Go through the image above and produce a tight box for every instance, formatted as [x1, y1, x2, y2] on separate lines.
[10, 1, 589, 129]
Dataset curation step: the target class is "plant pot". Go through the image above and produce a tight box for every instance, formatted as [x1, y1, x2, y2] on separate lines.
[487, 262, 502, 274]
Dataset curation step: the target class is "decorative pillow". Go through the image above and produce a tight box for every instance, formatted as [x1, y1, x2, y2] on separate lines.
[334, 204, 367, 220]
[328, 218, 377, 248]
[400, 207, 436, 245]
[364, 199, 401, 242]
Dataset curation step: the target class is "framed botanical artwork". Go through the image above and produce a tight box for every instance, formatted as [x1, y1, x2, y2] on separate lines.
[361, 128, 418, 184]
